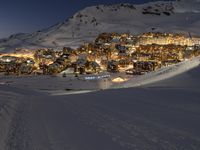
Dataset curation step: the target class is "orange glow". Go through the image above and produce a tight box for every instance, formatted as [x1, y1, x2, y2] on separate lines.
[112, 77, 128, 83]
[1, 52, 34, 60]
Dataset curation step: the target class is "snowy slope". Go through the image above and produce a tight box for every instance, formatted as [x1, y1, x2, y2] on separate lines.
[1, 0, 200, 52]
[1, 64, 200, 150]
[111, 56, 200, 89]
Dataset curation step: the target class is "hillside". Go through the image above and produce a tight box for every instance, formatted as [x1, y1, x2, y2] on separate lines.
[0, 0, 200, 52]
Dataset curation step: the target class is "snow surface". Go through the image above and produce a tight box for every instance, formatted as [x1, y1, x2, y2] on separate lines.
[1, 64, 200, 150]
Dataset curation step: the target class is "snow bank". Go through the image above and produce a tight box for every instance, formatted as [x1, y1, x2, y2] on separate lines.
[112, 56, 200, 89]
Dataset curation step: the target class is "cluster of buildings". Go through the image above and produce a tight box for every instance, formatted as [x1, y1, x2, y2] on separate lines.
[0, 32, 200, 76]
[0, 50, 36, 75]
[136, 32, 200, 46]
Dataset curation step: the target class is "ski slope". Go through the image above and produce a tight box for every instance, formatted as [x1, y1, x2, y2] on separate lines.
[1, 63, 200, 150]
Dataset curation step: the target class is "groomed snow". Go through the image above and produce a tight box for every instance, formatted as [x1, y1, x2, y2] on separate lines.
[1, 62, 200, 149]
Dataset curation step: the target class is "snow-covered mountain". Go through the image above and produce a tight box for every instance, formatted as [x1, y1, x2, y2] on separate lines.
[1, 0, 200, 52]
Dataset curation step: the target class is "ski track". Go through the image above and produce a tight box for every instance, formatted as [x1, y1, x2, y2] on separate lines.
[1, 84, 200, 150]
[59, 97, 200, 150]
[5, 102, 32, 150]
[0, 60, 200, 149]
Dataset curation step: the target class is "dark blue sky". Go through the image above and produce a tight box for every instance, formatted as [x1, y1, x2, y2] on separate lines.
[0, 0, 164, 38]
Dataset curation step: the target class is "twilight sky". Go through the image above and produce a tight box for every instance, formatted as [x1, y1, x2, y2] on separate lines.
[0, 0, 168, 39]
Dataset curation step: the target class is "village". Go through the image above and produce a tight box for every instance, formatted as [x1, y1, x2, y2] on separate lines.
[0, 32, 200, 78]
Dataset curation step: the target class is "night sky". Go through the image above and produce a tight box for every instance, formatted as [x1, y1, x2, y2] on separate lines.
[0, 0, 168, 38]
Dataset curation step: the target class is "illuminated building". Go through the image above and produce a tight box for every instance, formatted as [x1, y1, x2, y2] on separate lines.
[0, 32, 200, 76]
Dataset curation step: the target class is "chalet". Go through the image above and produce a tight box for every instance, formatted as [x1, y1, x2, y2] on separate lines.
[18, 63, 33, 74]
[95, 33, 113, 44]
[47, 63, 63, 74]
[115, 44, 128, 52]
[107, 60, 119, 72]
[55, 57, 70, 68]
[73, 59, 87, 75]
[85, 61, 101, 74]
[26, 58, 35, 66]
[63, 47, 74, 55]
[133, 61, 158, 72]
[0, 56, 18, 63]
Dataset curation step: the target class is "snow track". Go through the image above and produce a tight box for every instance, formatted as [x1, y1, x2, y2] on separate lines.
[0, 90, 23, 150]
[1, 71, 200, 150]
[5, 102, 32, 150]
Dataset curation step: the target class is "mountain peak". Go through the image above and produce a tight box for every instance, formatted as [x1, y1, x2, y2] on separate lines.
[0, 1, 200, 52]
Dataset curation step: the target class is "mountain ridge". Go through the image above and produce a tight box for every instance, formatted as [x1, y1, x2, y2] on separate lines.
[1, 0, 200, 52]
